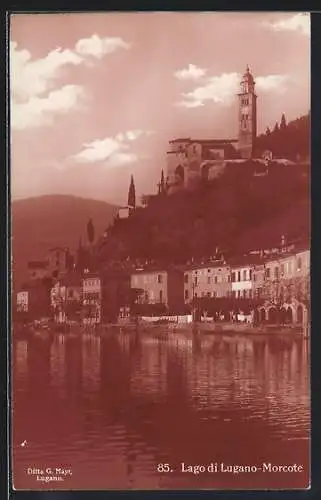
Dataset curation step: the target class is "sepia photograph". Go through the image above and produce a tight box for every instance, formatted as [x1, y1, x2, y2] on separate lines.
[10, 11, 310, 490]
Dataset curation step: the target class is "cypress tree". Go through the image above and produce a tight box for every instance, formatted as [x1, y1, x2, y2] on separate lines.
[87, 218, 95, 244]
[280, 113, 287, 130]
[128, 175, 136, 210]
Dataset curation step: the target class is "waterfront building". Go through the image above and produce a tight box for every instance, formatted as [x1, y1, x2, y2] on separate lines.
[263, 248, 310, 304]
[50, 281, 67, 323]
[252, 262, 265, 299]
[60, 271, 82, 322]
[131, 268, 184, 312]
[230, 262, 254, 299]
[81, 272, 102, 324]
[16, 291, 29, 312]
[183, 263, 231, 303]
[100, 268, 131, 323]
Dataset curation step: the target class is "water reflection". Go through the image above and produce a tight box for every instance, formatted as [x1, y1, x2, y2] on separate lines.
[12, 331, 310, 490]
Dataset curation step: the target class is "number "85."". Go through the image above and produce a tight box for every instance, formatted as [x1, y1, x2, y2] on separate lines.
[157, 463, 171, 473]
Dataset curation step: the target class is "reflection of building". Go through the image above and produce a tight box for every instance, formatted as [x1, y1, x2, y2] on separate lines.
[131, 268, 184, 311]
[81, 273, 101, 324]
[183, 264, 231, 303]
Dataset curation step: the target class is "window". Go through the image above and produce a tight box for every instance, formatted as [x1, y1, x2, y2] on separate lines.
[214, 276, 218, 284]
[297, 257, 302, 271]
[212, 291, 217, 298]
[253, 273, 256, 282]
[242, 290, 246, 298]
[249, 269, 252, 280]
[228, 275, 231, 282]
[288, 261, 292, 274]
[238, 271, 241, 282]
[184, 274, 188, 283]
[201, 292, 205, 297]
[68, 289, 74, 298]
[280, 264, 285, 276]
[208, 269, 211, 273]
[266, 268, 270, 278]
[184, 289, 189, 300]
[159, 290, 163, 303]
[207, 292, 211, 298]
[237, 290, 241, 298]
[243, 270, 247, 281]
[274, 267, 279, 279]
[207, 277, 211, 285]
[194, 277, 198, 285]
[231, 272, 236, 282]
[157, 274, 162, 283]
[249, 289, 252, 299]
[194, 292, 198, 298]
[193, 145, 197, 153]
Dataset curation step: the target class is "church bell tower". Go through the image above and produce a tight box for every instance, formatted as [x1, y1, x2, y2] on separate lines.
[237, 65, 257, 159]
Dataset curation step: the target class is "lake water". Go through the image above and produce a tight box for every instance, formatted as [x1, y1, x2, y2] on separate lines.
[12, 331, 310, 490]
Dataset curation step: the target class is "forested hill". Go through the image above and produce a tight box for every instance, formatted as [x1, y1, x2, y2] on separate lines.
[254, 113, 309, 160]
[97, 161, 309, 266]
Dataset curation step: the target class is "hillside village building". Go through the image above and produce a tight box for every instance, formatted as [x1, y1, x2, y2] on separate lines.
[131, 268, 184, 311]
[166, 66, 258, 191]
[183, 264, 231, 303]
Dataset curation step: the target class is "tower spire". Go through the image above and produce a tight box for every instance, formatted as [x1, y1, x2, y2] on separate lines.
[128, 174, 136, 214]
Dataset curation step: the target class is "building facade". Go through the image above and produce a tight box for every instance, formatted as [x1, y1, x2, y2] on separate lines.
[231, 265, 253, 299]
[184, 264, 231, 303]
[81, 273, 102, 324]
[16, 291, 29, 312]
[131, 268, 184, 312]
[165, 66, 258, 191]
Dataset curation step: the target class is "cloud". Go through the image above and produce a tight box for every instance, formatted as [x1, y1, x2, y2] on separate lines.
[69, 130, 153, 167]
[265, 13, 310, 36]
[175, 100, 204, 108]
[10, 42, 83, 102]
[11, 85, 86, 130]
[176, 71, 289, 108]
[75, 34, 131, 58]
[256, 74, 289, 92]
[174, 64, 207, 81]
[10, 34, 131, 130]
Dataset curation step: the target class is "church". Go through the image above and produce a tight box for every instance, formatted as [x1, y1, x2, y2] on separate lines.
[166, 65, 258, 191]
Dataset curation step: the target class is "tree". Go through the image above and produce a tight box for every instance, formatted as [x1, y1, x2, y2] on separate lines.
[273, 122, 279, 133]
[128, 175, 136, 211]
[265, 126, 271, 136]
[87, 218, 95, 244]
[66, 249, 75, 271]
[160, 169, 165, 194]
[280, 113, 287, 130]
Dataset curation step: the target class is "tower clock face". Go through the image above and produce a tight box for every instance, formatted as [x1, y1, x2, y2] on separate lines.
[242, 106, 249, 114]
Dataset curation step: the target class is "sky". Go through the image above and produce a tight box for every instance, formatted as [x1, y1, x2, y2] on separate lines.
[10, 12, 310, 205]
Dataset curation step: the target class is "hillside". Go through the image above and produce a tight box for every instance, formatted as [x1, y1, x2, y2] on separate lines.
[12, 195, 117, 290]
[254, 113, 310, 160]
[97, 161, 310, 265]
